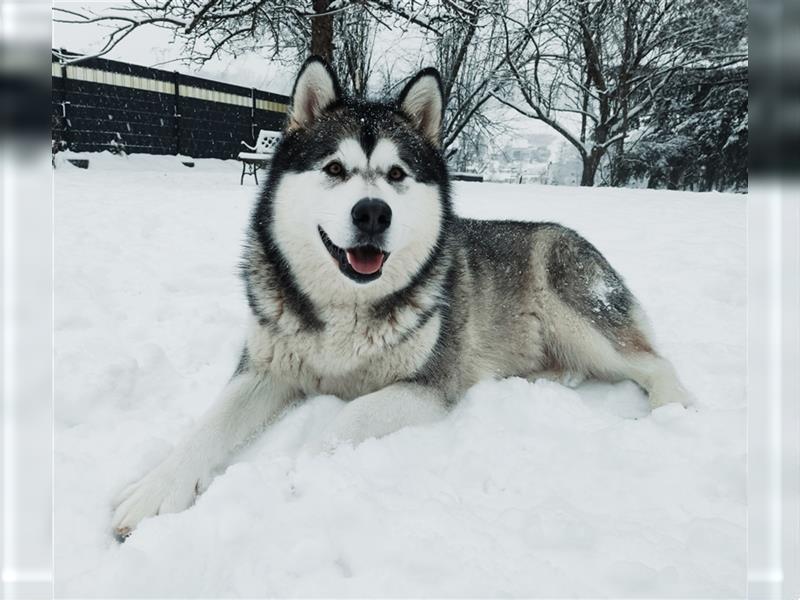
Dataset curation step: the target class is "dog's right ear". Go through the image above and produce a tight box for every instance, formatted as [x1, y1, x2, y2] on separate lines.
[288, 56, 342, 131]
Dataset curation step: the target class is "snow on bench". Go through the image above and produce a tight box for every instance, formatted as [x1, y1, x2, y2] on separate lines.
[238, 130, 281, 185]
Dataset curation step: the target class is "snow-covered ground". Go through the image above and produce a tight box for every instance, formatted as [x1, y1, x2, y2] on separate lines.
[54, 153, 746, 598]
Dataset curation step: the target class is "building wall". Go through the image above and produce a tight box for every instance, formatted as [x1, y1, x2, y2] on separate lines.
[51, 54, 290, 159]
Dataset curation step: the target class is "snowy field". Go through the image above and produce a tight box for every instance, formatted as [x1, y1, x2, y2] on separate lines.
[54, 154, 746, 598]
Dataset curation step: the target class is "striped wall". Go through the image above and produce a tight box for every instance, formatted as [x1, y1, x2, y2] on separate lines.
[52, 52, 290, 159]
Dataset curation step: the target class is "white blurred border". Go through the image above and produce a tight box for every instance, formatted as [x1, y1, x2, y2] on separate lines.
[1, 0, 799, 599]
[1, 0, 54, 598]
[748, 179, 800, 600]
[1, 150, 54, 600]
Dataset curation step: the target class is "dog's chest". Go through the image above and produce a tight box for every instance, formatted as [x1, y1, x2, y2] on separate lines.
[247, 302, 440, 399]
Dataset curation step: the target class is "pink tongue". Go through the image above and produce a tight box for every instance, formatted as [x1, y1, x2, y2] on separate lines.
[346, 248, 384, 275]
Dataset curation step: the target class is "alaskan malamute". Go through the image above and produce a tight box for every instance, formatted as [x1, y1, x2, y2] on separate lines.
[112, 57, 690, 539]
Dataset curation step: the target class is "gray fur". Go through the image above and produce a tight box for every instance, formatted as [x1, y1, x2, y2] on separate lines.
[238, 214, 679, 404]
[547, 228, 636, 344]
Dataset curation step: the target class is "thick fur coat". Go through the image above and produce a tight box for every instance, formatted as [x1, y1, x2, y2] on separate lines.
[111, 57, 690, 540]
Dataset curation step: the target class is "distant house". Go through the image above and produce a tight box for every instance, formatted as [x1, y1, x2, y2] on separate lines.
[544, 142, 583, 186]
[485, 133, 555, 183]
[451, 131, 586, 186]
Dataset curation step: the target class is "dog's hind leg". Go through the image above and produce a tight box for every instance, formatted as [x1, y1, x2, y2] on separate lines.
[617, 347, 692, 409]
[541, 227, 691, 409]
[111, 367, 297, 540]
[573, 312, 691, 408]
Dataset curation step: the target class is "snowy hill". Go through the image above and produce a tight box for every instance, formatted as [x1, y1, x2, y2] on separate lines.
[54, 154, 745, 597]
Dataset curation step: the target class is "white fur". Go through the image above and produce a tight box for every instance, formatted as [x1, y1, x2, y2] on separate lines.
[314, 383, 447, 451]
[112, 302, 445, 538]
[111, 373, 295, 537]
[271, 137, 443, 305]
[245, 305, 443, 396]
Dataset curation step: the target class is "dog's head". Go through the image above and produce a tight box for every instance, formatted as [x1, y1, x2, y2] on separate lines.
[260, 56, 451, 303]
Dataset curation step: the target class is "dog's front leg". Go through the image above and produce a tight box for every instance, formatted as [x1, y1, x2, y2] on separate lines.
[317, 383, 447, 449]
[111, 371, 294, 539]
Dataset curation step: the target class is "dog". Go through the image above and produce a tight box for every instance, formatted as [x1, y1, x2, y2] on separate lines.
[111, 57, 690, 539]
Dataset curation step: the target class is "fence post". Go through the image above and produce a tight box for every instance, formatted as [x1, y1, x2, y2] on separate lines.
[251, 88, 256, 142]
[173, 71, 181, 156]
[59, 58, 71, 151]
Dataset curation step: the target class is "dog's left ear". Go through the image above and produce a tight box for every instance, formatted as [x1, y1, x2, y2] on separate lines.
[397, 68, 444, 147]
[288, 56, 342, 130]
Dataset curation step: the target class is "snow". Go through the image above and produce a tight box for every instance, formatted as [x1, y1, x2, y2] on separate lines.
[589, 277, 616, 310]
[54, 153, 746, 597]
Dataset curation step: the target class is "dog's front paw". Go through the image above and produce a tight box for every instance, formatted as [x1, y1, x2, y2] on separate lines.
[111, 460, 209, 541]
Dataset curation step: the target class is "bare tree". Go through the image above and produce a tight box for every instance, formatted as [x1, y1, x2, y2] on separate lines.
[426, 0, 555, 158]
[494, 0, 746, 186]
[53, 1, 311, 66]
[435, 0, 501, 155]
[52, 0, 460, 66]
[333, 3, 377, 98]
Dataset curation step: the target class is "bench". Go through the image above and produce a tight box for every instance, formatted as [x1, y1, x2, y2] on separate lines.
[451, 171, 484, 182]
[239, 130, 281, 185]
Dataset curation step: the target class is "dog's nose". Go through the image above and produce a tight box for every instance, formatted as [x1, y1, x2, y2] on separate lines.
[351, 198, 392, 235]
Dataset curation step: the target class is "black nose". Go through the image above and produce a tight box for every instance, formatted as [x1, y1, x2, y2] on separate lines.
[351, 198, 392, 235]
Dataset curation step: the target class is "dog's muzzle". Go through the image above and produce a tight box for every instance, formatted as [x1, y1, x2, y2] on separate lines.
[318, 226, 389, 284]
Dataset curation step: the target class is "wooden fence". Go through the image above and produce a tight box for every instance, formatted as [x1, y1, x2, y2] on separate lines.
[51, 51, 290, 159]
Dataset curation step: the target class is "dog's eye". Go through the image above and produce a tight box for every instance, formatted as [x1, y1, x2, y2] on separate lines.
[323, 161, 345, 177]
[388, 166, 406, 182]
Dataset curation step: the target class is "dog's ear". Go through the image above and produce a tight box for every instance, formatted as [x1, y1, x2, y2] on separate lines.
[288, 56, 342, 130]
[397, 68, 444, 147]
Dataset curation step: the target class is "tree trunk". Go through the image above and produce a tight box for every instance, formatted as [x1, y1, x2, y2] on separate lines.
[580, 150, 602, 186]
[667, 169, 680, 190]
[311, 0, 334, 63]
[610, 3, 634, 188]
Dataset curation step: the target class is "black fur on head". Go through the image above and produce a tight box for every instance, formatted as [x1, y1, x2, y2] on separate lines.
[275, 56, 449, 187]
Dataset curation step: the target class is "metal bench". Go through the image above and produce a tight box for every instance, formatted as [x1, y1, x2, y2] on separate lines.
[238, 130, 281, 185]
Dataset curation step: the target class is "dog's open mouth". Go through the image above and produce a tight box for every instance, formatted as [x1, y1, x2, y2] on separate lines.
[318, 226, 388, 283]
